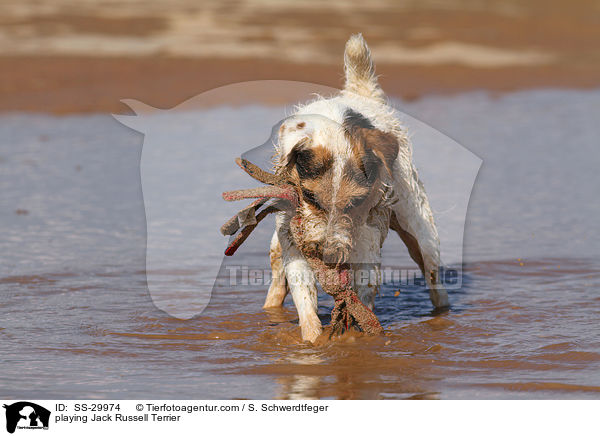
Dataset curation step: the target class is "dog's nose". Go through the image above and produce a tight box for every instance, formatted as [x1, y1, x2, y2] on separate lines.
[304, 241, 322, 257]
[322, 244, 348, 265]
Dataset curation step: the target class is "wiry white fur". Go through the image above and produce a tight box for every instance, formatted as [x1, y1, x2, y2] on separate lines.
[265, 34, 448, 342]
[343, 33, 385, 102]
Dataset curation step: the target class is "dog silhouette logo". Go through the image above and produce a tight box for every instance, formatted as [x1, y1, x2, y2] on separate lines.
[114, 81, 481, 321]
[3, 402, 50, 434]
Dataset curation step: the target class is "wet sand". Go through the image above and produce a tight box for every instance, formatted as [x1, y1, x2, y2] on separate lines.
[1, 0, 600, 113]
[3, 55, 600, 114]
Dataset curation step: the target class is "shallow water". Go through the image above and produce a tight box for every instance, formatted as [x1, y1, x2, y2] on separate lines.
[1, 89, 599, 399]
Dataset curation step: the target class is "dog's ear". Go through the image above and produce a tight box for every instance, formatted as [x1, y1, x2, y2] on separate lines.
[350, 145, 380, 186]
[344, 109, 398, 177]
[361, 128, 398, 175]
[283, 138, 311, 172]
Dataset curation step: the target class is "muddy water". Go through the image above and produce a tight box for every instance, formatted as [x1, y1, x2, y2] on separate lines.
[1, 89, 599, 399]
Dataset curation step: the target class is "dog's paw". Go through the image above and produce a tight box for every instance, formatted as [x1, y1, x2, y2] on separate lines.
[300, 315, 323, 343]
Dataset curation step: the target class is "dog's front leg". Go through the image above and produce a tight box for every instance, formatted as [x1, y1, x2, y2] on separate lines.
[276, 213, 322, 343]
[263, 231, 289, 308]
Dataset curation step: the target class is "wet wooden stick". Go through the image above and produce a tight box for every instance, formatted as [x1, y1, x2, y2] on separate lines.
[222, 185, 297, 204]
[224, 205, 280, 256]
[235, 157, 284, 186]
[220, 198, 267, 236]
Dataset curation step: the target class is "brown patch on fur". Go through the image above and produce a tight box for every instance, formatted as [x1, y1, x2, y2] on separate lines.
[335, 165, 373, 211]
[309, 145, 334, 170]
[360, 129, 399, 174]
[348, 127, 399, 177]
[343, 108, 399, 176]
[282, 140, 335, 214]
[298, 178, 332, 212]
[296, 165, 373, 216]
[285, 139, 334, 180]
[348, 139, 381, 186]
[284, 142, 385, 218]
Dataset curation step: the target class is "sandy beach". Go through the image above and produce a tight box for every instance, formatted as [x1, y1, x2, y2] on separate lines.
[3, 55, 600, 114]
[1, 0, 600, 113]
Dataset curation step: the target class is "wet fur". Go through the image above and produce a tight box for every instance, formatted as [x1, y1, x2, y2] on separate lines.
[263, 34, 449, 342]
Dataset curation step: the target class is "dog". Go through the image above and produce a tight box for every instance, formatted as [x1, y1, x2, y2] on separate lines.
[263, 34, 448, 342]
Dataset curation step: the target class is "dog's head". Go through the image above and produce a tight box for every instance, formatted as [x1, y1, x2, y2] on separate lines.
[276, 109, 398, 265]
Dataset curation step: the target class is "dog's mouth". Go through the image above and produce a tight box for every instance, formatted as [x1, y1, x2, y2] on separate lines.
[323, 250, 349, 267]
[322, 238, 351, 265]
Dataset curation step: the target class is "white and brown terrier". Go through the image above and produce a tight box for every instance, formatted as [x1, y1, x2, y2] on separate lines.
[264, 34, 448, 342]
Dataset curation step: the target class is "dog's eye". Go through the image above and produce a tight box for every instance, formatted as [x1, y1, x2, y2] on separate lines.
[343, 194, 368, 213]
[301, 188, 323, 210]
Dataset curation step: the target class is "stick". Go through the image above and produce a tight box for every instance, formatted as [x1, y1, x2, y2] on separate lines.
[235, 157, 284, 186]
[220, 198, 267, 236]
[222, 185, 298, 205]
[224, 205, 280, 256]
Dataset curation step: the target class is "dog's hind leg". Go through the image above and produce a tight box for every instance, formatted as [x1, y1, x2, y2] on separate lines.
[264, 231, 289, 308]
[349, 223, 384, 310]
[390, 212, 425, 271]
[390, 210, 449, 309]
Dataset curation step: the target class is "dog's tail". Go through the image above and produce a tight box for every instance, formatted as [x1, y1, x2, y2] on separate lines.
[343, 34, 385, 102]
